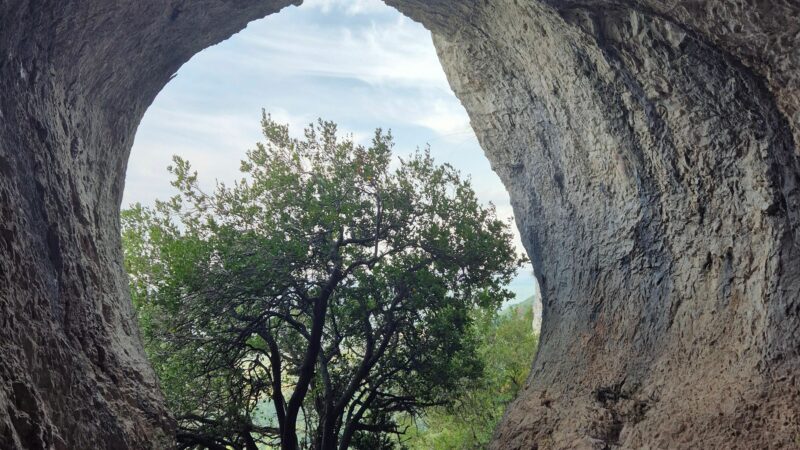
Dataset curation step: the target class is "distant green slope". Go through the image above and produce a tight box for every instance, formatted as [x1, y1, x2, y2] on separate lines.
[501, 295, 535, 317]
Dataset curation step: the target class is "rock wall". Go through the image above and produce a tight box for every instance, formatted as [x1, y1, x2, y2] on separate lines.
[0, 1, 798, 449]
[419, 1, 800, 448]
[0, 1, 299, 448]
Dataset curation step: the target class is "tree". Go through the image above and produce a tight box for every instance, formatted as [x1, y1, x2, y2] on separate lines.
[121, 112, 525, 450]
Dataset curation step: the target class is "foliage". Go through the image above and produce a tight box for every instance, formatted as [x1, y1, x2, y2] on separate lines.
[401, 305, 538, 450]
[121, 112, 525, 450]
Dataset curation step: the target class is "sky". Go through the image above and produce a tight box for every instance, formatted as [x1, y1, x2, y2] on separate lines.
[124, 0, 538, 302]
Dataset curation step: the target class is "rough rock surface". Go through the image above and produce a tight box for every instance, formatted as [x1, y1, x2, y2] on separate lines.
[0, 1, 798, 449]
[423, 2, 800, 448]
[0, 1, 300, 448]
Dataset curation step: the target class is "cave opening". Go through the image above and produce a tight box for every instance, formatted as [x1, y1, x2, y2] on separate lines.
[126, 0, 540, 304]
[122, 0, 542, 448]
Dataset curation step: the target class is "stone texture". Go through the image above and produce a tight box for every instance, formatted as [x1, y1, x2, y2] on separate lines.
[421, 1, 800, 448]
[0, 1, 299, 448]
[0, 0, 798, 449]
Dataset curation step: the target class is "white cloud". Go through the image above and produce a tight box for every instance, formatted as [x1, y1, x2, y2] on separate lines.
[411, 99, 473, 139]
[124, 108, 256, 207]
[224, 11, 449, 90]
[305, 0, 389, 16]
[125, 103, 381, 208]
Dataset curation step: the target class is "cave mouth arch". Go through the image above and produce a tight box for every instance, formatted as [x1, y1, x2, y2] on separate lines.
[125, 3, 543, 441]
[1, 0, 799, 449]
[4, 1, 547, 449]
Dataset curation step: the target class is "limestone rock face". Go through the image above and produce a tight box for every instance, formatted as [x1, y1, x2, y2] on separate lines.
[0, 1, 299, 448]
[416, 2, 800, 448]
[0, 1, 798, 449]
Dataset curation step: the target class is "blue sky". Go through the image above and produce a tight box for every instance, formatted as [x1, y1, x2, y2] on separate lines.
[124, 0, 538, 301]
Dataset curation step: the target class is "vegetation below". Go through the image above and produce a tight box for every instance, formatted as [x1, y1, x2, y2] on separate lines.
[402, 303, 538, 449]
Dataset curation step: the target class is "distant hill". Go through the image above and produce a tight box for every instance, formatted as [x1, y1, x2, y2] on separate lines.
[501, 294, 542, 333]
[501, 296, 533, 316]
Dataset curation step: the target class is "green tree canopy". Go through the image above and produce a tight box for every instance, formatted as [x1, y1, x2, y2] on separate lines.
[121, 112, 525, 450]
